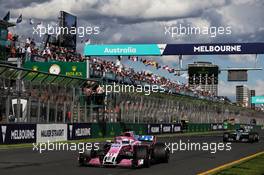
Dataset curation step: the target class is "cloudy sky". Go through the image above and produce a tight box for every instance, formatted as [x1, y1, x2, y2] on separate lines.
[1, 0, 264, 100]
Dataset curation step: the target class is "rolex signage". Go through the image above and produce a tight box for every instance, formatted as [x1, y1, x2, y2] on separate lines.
[23, 61, 87, 78]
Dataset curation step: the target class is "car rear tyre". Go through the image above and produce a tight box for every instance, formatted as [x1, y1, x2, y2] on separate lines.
[254, 134, 260, 142]
[79, 153, 86, 166]
[223, 133, 229, 142]
[248, 134, 255, 143]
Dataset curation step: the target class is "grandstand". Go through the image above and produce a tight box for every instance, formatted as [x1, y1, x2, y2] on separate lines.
[0, 17, 263, 126]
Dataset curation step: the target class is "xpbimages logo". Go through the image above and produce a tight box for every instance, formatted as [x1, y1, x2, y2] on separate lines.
[99, 82, 166, 95]
[32, 24, 100, 37]
[32, 141, 99, 154]
[165, 140, 232, 154]
[164, 23, 232, 38]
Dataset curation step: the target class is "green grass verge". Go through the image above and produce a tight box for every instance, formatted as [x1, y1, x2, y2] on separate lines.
[0, 130, 227, 150]
[213, 153, 264, 175]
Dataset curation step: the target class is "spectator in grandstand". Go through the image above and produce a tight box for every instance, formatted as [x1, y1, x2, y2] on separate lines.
[96, 86, 104, 94]
[67, 111, 71, 122]
[42, 45, 51, 56]
[116, 57, 123, 72]
[25, 43, 33, 61]
[26, 37, 31, 45]
[83, 87, 93, 96]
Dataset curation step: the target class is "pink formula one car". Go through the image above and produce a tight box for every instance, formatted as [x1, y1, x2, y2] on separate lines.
[78, 131, 169, 168]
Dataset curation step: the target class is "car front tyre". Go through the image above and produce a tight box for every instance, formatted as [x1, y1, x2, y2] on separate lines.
[133, 145, 151, 168]
[153, 143, 169, 163]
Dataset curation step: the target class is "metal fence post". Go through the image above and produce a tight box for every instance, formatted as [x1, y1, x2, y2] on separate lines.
[77, 102, 80, 123]
[37, 98, 41, 123]
[27, 96, 31, 123]
[46, 100, 50, 123]
[63, 101, 66, 123]
[5, 95, 10, 123]
[55, 102, 58, 123]
[84, 101, 87, 122]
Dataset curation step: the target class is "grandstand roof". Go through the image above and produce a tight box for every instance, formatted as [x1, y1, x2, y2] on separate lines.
[0, 64, 96, 87]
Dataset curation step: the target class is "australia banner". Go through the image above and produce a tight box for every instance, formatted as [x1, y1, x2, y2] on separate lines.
[84, 43, 264, 56]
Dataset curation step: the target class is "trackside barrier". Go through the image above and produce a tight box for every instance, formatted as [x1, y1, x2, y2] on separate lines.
[91, 123, 103, 138]
[36, 124, 67, 143]
[105, 123, 122, 137]
[148, 124, 161, 134]
[67, 123, 92, 140]
[187, 123, 211, 132]
[0, 123, 262, 144]
[227, 123, 236, 130]
[211, 123, 225, 131]
[161, 124, 173, 134]
[0, 124, 36, 144]
[147, 124, 182, 134]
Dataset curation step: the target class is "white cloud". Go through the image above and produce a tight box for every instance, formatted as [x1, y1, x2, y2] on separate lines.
[217, 1, 264, 35]
[160, 56, 179, 64]
[249, 80, 264, 96]
[12, 0, 228, 21]
[227, 55, 257, 63]
[218, 80, 236, 97]
[111, 33, 122, 43]
[12, 0, 98, 19]
[100, 0, 227, 19]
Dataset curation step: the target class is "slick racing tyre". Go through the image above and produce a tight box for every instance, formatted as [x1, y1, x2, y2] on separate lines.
[254, 134, 260, 142]
[248, 134, 255, 143]
[79, 149, 96, 166]
[153, 142, 169, 163]
[133, 145, 151, 168]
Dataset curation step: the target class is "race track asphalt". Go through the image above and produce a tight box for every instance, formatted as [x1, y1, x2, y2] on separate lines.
[0, 131, 263, 175]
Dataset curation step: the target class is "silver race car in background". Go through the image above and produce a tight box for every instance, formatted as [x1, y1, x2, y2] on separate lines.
[223, 128, 260, 143]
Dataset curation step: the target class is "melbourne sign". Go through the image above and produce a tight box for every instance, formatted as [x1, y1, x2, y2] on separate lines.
[84, 43, 264, 56]
[0, 124, 36, 144]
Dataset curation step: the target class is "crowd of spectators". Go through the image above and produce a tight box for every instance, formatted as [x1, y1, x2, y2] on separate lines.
[88, 57, 216, 98]
[7, 36, 83, 62]
[39, 43, 83, 62]
[6, 34, 215, 99]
